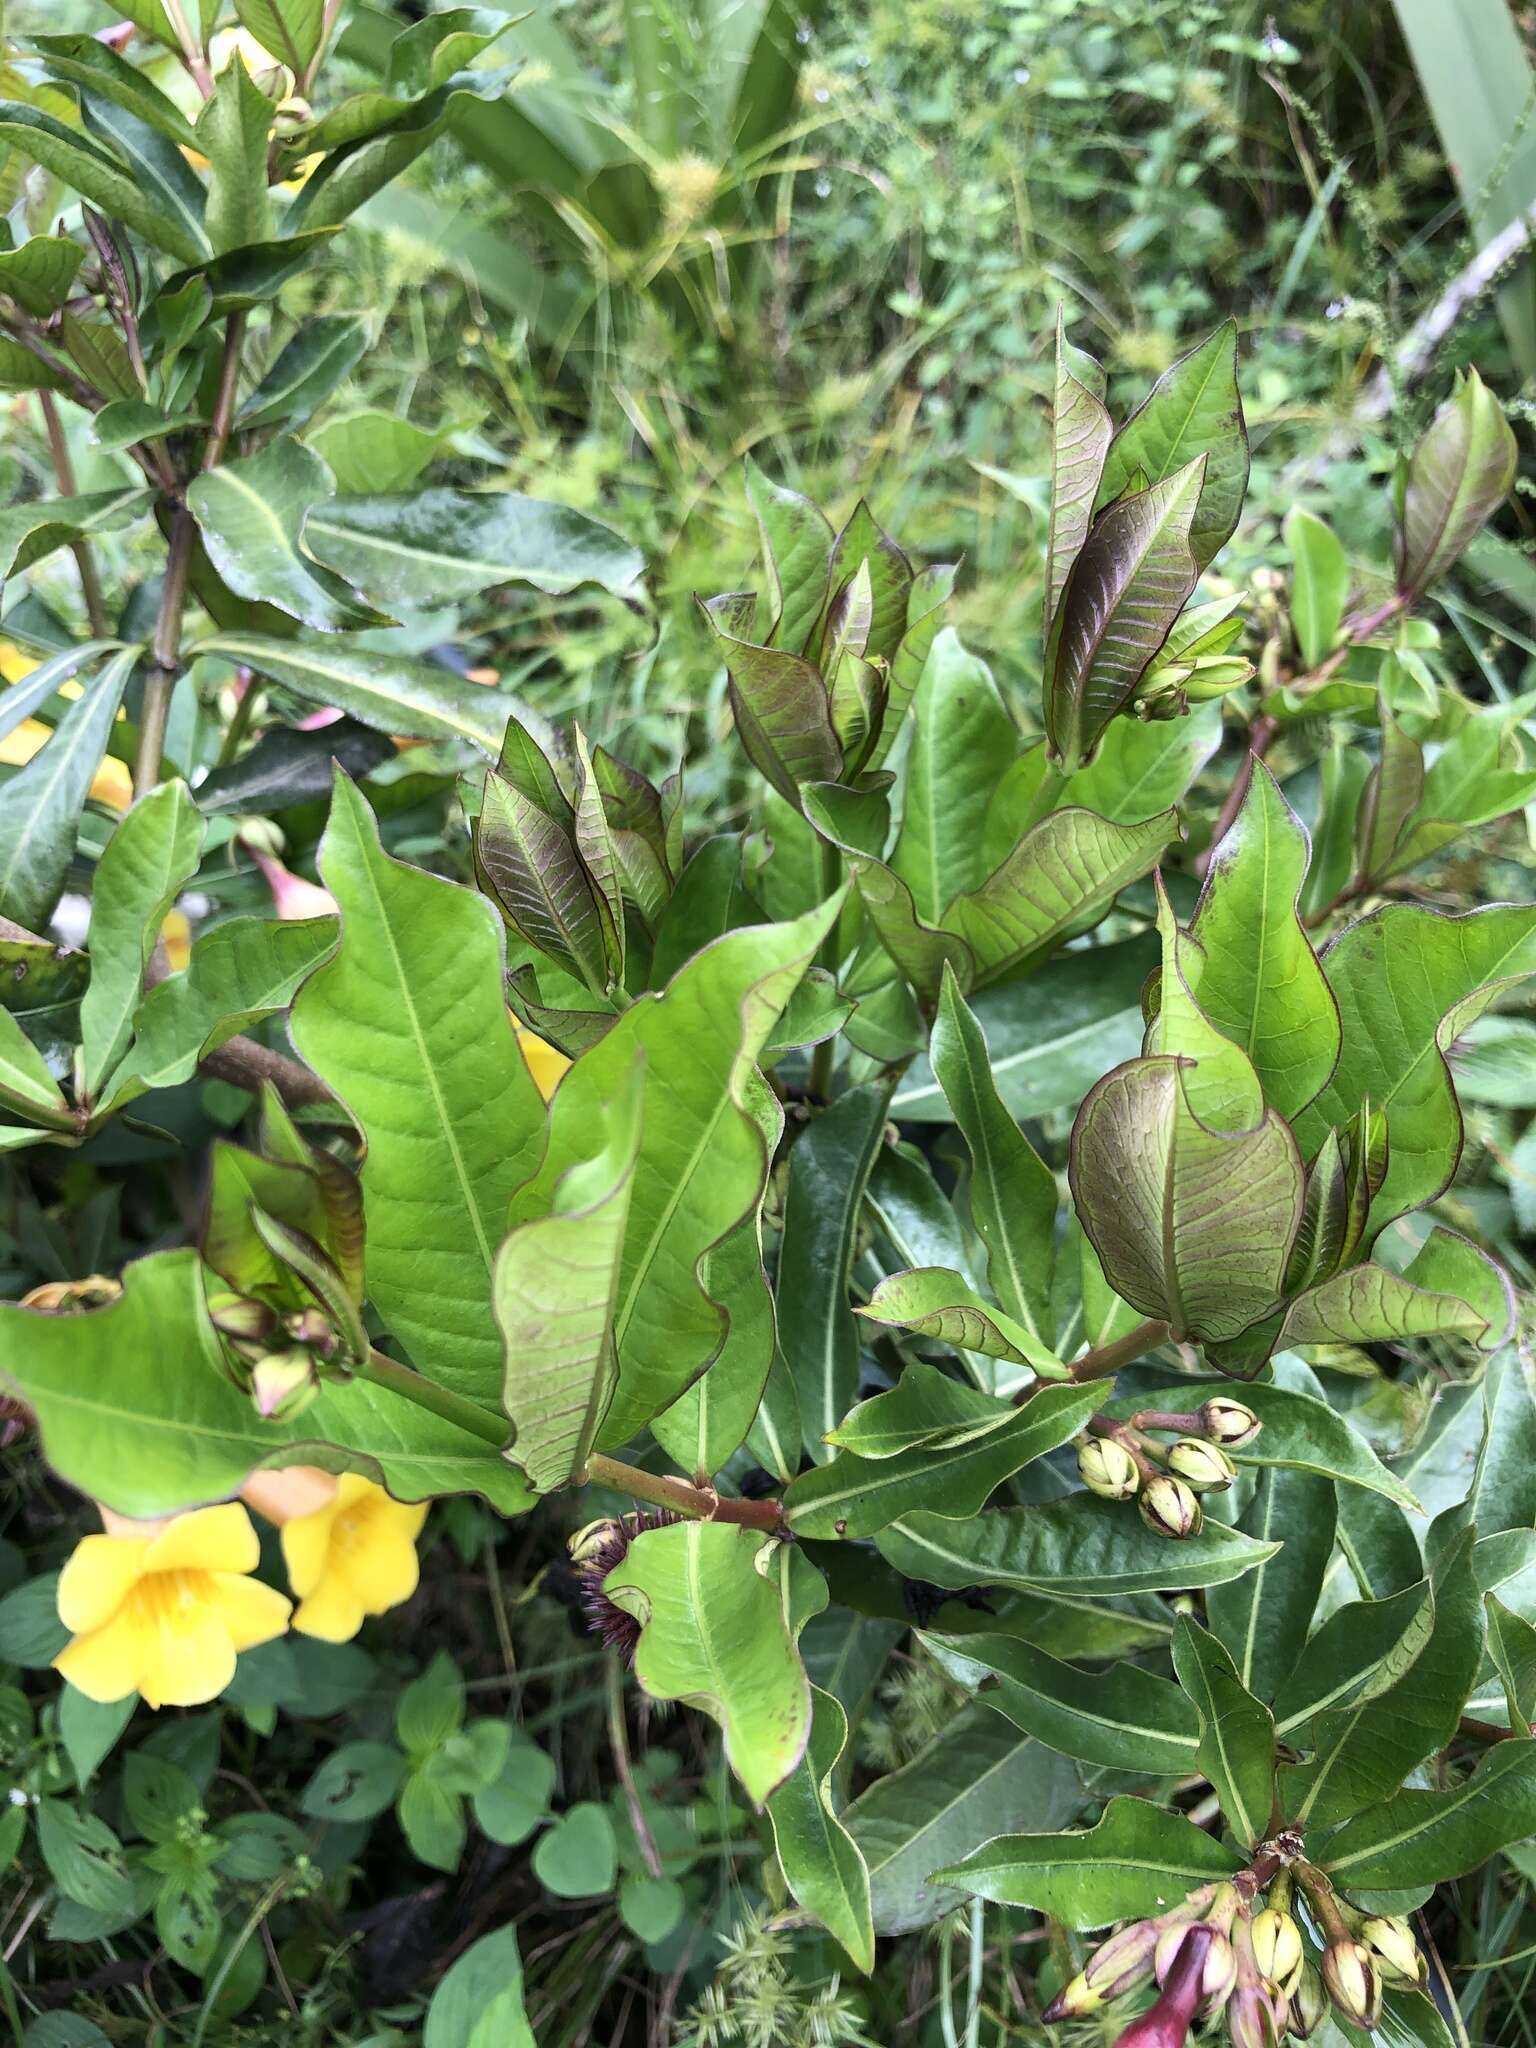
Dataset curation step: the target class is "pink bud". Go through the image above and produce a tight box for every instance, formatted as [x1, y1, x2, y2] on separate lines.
[247, 845, 338, 922]
[1110, 1926, 1212, 2048]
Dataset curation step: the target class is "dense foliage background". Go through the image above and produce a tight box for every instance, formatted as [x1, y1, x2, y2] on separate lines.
[4, 2, 1536, 2044]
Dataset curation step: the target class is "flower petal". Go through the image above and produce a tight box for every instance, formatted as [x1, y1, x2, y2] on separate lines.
[138, 1604, 237, 1710]
[280, 1500, 340, 1600]
[53, 1614, 144, 1703]
[348, 1529, 421, 1617]
[291, 1574, 366, 1644]
[144, 1502, 260, 1577]
[211, 1573, 292, 1652]
[57, 1534, 152, 1634]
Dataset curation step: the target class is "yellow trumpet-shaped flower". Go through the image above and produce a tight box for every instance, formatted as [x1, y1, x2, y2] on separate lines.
[280, 1474, 429, 1642]
[515, 1021, 570, 1101]
[53, 1503, 291, 1709]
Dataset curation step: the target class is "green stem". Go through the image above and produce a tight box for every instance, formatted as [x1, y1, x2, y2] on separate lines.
[38, 392, 109, 638]
[1068, 1317, 1171, 1385]
[357, 1346, 508, 1446]
[133, 508, 196, 797]
[583, 1450, 786, 1531]
[1016, 756, 1071, 836]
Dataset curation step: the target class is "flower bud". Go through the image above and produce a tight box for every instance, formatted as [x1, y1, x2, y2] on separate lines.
[209, 1291, 278, 1345]
[1155, 1922, 1235, 2009]
[1359, 1915, 1424, 1986]
[1288, 1962, 1328, 2039]
[284, 1306, 340, 1357]
[1103, 1925, 1212, 2048]
[1322, 1939, 1381, 2029]
[1250, 1908, 1303, 1992]
[1200, 1397, 1261, 1448]
[1167, 1438, 1236, 1493]
[1041, 1969, 1097, 2021]
[1079, 1436, 1140, 1501]
[1226, 1980, 1280, 2048]
[1139, 1473, 1203, 1540]
[1085, 1916, 1162, 2001]
[249, 1348, 319, 1422]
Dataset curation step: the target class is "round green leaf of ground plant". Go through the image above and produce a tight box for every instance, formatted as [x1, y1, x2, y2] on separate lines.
[301, 1741, 405, 1822]
[932, 1794, 1244, 1928]
[603, 1522, 819, 1807]
[472, 1734, 556, 1846]
[618, 1872, 686, 1944]
[424, 1924, 534, 2048]
[533, 1802, 617, 1899]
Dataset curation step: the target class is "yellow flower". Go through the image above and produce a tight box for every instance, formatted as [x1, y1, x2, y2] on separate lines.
[280, 1474, 428, 1642]
[53, 1503, 291, 1709]
[515, 1021, 570, 1101]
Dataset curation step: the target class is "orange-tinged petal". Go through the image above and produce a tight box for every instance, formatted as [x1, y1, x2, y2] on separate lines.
[144, 1503, 259, 1577]
[56, 1534, 151, 1633]
[241, 1466, 338, 1525]
[280, 1499, 341, 1599]
[210, 1573, 292, 1652]
[54, 1614, 144, 1703]
[290, 1573, 366, 1643]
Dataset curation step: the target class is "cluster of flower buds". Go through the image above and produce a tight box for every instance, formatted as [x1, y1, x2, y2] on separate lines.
[1075, 1397, 1260, 1540]
[1044, 1861, 1426, 2048]
[209, 1291, 346, 1422]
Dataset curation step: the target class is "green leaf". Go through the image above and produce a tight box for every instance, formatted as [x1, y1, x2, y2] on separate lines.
[651, 1215, 776, 1480]
[235, 315, 369, 432]
[1107, 1378, 1419, 1509]
[1070, 1054, 1304, 1344]
[866, 562, 957, 774]
[1187, 761, 1341, 1119]
[1279, 1245, 1499, 1353]
[1285, 506, 1350, 668]
[1096, 321, 1249, 570]
[766, 1685, 874, 1972]
[37, 1801, 134, 1919]
[1356, 703, 1424, 887]
[778, 1081, 892, 1459]
[825, 1361, 1010, 1458]
[891, 935, 1156, 1124]
[290, 774, 545, 1404]
[305, 488, 644, 610]
[1293, 903, 1536, 1231]
[424, 1926, 535, 2048]
[1144, 876, 1262, 1132]
[57, 1689, 135, 1788]
[1397, 368, 1518, 595]
[104, 913, 337, 1107]
[301, 1740, 406, 1821]
[472, 1732, 555, 1846]
[0, 337, 68, 393]
[1271, 1581, 1433, 1738]
[0, 103, 209, 264]
[510, 897, 840, 1445]
[1044, 462, 1204, 767]
[531, 1802, 616, 1898]
[844, 1704, 1083, 1934]
[932, 1794, 1243, 1929]
[1320, 1738, 1536, 1887]
[89, 400, 202, 453]
[0, 235, 84, 317]
[306, 411, 460, 494]
[398, 1770, 465, 1872]
[32, 35, 200, 149]
[926, 1628, 1200, 1774]
[784, 1380, 1102, 1539]
[702, 593, 842, 806]
[1206, 1466, 1337, 1705]
[891, 630, 1021, 920]
[476, 765, 612, 995]
[0, 490, 153, 584]
[743, 458, 834, 655]
[1044, 311, 1113, 643]
[196, 57, 274, 254]
[1171, 1617, 1275, 1848]
[0, 1248, 532, 1516]
[187, 440, 387, 634]
[875, 1493, 1281, 1597]
[855, 1267, 1065, 1373]
[234, 0, 327, 74]
[0, 998, 72, 1129]
[495, 1073, 641, 1491]
[0, 648, 137, 933]
[79, 782, 203, 1100]
[931, 965, 1057, 1340]
[203, 630, 522, 754]
[604, 1523, 819, 1806]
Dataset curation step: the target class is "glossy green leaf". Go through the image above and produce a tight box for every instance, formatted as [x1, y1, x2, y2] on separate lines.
[235, 315, 369, 431]
[855, 1267, 1065, 1373]
[1279, 1243, 1500, 1353]
[844, 1704, 1083, 1934]
[78, 783, 203, 1100]
[0, 1249, 531, 1516]
[198, 633, 518, 749]
[495, 1074, 641, 1491]
[931, 965, 1057, 1339]
[0, 648, 136, 934]
[1144, 876, 1263, 1132]
[1285, 506, 1349, 668]
[1294, 903, 1536, 1230]
[306, 411, 460, 494]
[928, 1628, 1200, 1773]
[187, 440, 387, 634]
[604, 1523, 819, 1806]
[304, 488, 644, 609]
[779, 1080, 892, 1459]
[1044, 312, 1114, 642]
[765, 1685, 874, 1972]
[290, 774, 545, 1403]
[703, 593, 842, 806]
[933, 1794, 1243, 1929]
[1321, 1738, 1536, 1887]
[1070, 1054, 1304, 1344]
[742, 459, 834, 653]
[1096, 321, 1249, 569]
[1205, 1467, 1337, 1705]
[876, 1493, 1280, 1597]
[423, 1925, 534, 2048]
[1397, 368, 1518, 595]
[0, 235, 84, 318]
[784, 1380, 1101, 1538]
[0, 490, 153, 585]
[32, 34, 199, 148]
[196, 56, 274, 254]
[1271, 1581, 1433, 1738]
[510, 897, 840, 1445]
[1188, 761, 1340, 1118]
[0, 103, 208, 264]
[1487, 1595, 1536, 1729]
[1171, 1617, 1275, 1847]
[891, 631, 1019, 920]
[824, 1362, 1011, 1459]
[234, 0, 326, 72]
[650, 1215, 776, 1480]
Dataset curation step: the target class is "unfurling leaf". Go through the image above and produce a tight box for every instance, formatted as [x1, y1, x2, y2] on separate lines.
[1396, 368, 1517, 596]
